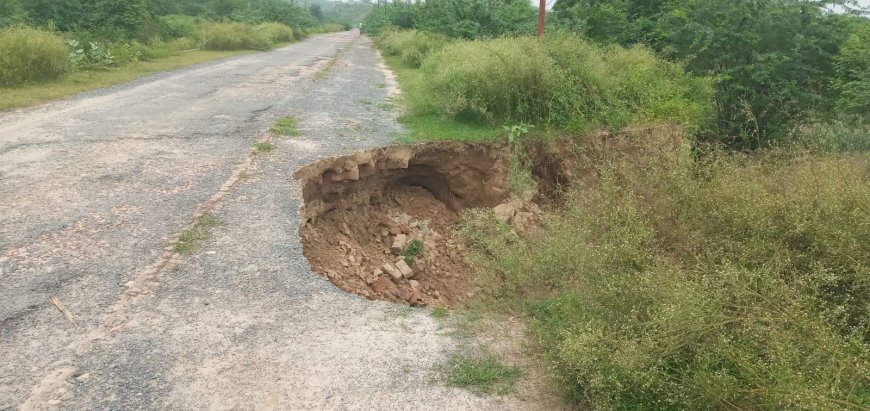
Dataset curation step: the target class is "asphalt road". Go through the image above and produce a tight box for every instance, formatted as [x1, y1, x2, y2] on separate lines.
[0, 31, 544, 410]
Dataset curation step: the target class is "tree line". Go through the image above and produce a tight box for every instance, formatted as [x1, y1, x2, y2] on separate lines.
[363, 0, 869, 148]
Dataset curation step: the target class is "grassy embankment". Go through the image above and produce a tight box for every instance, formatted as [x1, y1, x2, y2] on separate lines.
[375, 28, 870, 409]
[0, 22, 345, 111]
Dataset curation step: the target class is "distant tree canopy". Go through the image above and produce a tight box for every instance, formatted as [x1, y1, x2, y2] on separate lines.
[0, 0, 322, 39]
[553, 0, 870, 147]
[362, 0, 536, 39]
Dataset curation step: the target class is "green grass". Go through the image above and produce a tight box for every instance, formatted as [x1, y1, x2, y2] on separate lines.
[314, 55, 340, 81]
[402, 239, 424, 265]
[382, 54, 501, 143]
[174, 214, 224, 254]
[270, 115, 301, 137]
[431, 307, 449, 319]
[461, 146, 870, 409]
[445, 352, 522, 394]
[253, 142, 275, 154]
[0, 49, 254, 111]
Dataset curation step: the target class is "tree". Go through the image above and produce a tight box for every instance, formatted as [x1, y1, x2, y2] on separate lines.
[555, 0, 853, 147]
[310, 4, 323, 20]
[834, 20, 870, 122]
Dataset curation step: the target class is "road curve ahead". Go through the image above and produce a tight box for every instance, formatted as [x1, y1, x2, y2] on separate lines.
[0, 31, 535, 410]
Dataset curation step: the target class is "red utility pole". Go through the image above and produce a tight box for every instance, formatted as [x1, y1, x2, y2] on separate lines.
[537, 0, 546, 39]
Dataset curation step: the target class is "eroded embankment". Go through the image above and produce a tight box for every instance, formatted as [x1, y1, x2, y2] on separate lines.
[294, 140, 576, 307]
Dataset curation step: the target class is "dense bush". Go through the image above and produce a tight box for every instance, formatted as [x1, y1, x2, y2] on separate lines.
[554, 0, 868, 147]
[419, 34, 712, 132]
[376, 29, 449, 67]
[158, 14, 205, 40]
[200, 21, 268, 51]
[361, 0, 535, 38]
[255, 22, 296, 43]
[0, 26, 68, 86]
[462, 143, 870, 409]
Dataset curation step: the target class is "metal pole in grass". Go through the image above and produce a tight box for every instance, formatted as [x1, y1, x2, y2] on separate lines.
[537, 0, 546, 39]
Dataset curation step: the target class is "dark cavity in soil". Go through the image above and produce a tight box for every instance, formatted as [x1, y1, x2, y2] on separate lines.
[294, 140, 574, 307]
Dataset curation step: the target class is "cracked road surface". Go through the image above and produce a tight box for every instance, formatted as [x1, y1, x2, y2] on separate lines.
[0, 31, 535, 410]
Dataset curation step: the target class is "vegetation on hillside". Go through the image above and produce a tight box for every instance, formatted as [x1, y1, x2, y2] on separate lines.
[462, 145, 870, 409]
[366, 1, 870, 409]
[0, 0, 353, 90]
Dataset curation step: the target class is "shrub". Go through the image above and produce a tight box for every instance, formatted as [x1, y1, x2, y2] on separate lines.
[376, 29, 449, 68]
[67, 39, 115, 70]
[291, 26, 307, 41]
[418, 33, 712, 132]
[461, 145, 870, 409]
[421, 37, 556, 124]
[201, 21, 269, 51]
[159, 15, 205, 40]
[0, 26, 69, 86]
[255, 22, 296, 43]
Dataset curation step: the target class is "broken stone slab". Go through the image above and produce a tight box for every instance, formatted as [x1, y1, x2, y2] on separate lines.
[390, 234, 408, 255]
[382, 263, 403, 281]
[409, 279, 421, 292]
[395, 260, 413, 279]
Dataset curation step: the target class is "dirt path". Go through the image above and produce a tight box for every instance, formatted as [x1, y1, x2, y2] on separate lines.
[0, 31, 542, 410]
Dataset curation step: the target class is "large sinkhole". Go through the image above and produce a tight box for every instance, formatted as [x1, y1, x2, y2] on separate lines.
[294, 141, 568, 307]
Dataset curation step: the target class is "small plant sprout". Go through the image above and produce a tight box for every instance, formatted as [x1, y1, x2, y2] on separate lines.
[402, 239, 424, 265]
[502, 123, 534, 145]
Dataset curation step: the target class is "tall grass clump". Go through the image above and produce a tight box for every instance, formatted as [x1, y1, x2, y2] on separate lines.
[377, 29, 450, 67]
[420, 33, 712, 132]
[255, 22, 296, 43]
[0, 26, 68, 86]
[461, 143, 870, 409]
[201, 22, 268, 51]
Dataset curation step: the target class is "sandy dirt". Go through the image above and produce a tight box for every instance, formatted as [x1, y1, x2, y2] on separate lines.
[0, 30, 557, 410]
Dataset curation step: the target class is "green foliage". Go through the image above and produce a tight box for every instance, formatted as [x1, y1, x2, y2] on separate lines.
[0, 0, 28, 27]
[413, 0, 536, 39]
[419, 34, 712, 132]
[270, 115, 301, 137]
[555, 0, 861, 147]
[200, 21, 266, 50]
[67, 39, 115, 70]
[445, 351, 522, 394]
[0, 26, 68, 86]
[253, 141, 274, 153]
[461, 145, 870, 409]
[158, 14, 204, 39]
[362, 0, 535, 39]
[402, 239, 424, 265]
[834, 22, 870, 124]
[376, 29, 450, 68]
[255, 22, 296, 43]
[174, 213, 224, 254]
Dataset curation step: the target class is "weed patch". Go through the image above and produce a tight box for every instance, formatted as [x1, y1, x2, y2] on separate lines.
[174, 214, 223, 254]
[314, 55, 340, 81]
[402, 239, 424, 265]
[445, 351, 522, 395]
[253, 142, 275, 154]
[0, 26, 68, 86]
[461, 146, 870, 409]
[271, 116, 301, 137]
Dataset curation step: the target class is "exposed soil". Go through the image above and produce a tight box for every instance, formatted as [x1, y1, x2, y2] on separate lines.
[295, 128, 686, 308]
[295, 141, 513, 307]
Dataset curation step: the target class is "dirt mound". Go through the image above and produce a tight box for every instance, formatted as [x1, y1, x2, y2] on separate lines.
[294, 142, 511, 306]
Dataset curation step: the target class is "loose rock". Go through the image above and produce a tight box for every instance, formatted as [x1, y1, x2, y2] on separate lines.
[395, 260, 413, 279]
[390, 234, 407, 255]
[382, 263, 403, 281]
